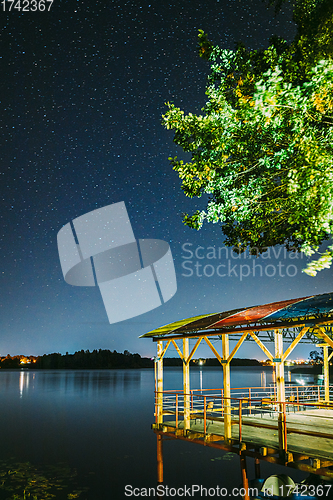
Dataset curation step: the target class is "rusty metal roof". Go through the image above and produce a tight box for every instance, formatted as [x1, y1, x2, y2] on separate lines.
[140, 292, 333, 340]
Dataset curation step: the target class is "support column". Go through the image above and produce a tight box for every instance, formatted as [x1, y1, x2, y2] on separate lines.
[274, 329, 286, 451]
[183, 338, 190, 431]
[323, 345, 330, 403]
[240, 452, 250, 500]
[222, 334, 232, 441]
[254, 457, 261, 479]
[157, 434, 163, 485]
[156, 341, 164, 425]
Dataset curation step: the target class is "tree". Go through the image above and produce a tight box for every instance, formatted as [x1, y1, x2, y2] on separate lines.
[162, 0, 333, 275]
[309, 350, 323, 363]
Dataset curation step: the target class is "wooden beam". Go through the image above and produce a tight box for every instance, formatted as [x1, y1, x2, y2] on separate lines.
[228, 332, 248, 363]
[275, 329, 285, 405]
[240, 452, 250, 500]
[313, 327, 333, 350]
[171, 339, 184, 360]
[275, 329, 286, 452]
[186, 337, 202, 365]
[281, 327, 309, 362]
[222, 334, 232, 441]
[157, 434, 163, 484]
[323, 345, 330, 403]
[316, 340, 333, 361]
[160, 340, 171, 360]
[316, 328, 333, 402]
[204, 336, 223, 364]
[183, 338, 190, 430]
[249, 331, 273, 361]
[156, 341, 164, 425]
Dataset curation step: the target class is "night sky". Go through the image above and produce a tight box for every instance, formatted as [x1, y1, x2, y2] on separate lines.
[1, 0, 332, 360]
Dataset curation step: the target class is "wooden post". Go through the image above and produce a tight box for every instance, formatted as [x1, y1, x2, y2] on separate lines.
[183, 338, 190, 431]
[274, 329, 286, 451]
[175, 393, 179, 428]
[157, 341, 164, 425]
[254, 457, 261, 479]
[157, 434, 163, 484]
[240, 452, 250, 500]
[222, 334, 232, 441]
[239, 399, 243, 443]
[323, 345, 330, 403]
[204, 395, 207, 435]
[316, 342, 332, 403]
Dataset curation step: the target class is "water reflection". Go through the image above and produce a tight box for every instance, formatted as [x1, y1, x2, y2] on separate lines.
[0, 370, 142, 398]
[6, 367, 300, 399]
[19, 370, 30, 398]
[35, 370, 142, 396]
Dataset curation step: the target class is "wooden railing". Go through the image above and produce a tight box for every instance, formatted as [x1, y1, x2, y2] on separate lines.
[155, 384, 333, 452]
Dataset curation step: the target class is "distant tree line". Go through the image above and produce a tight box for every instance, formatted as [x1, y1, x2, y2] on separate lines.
[0, 351, 262, 369]
[0, 350, 153, 369]
[198, 358, 261, 367]
[35, 350, 153, 369]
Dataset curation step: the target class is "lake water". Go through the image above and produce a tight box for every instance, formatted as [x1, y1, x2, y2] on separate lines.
[0, 367, 311, 499]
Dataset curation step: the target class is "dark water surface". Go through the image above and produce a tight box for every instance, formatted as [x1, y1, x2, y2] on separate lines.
[0, 367, 310, 499]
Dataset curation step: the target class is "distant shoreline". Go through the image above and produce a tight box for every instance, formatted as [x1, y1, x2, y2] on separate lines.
[290, 364, 323, 374]
[2, 351, 321, 370]
[0, 351, 264, 370]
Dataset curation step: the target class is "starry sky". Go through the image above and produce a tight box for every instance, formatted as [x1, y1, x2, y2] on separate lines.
[1, 0, 332, 360]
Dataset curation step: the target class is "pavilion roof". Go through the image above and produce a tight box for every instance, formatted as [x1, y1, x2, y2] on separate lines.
[141, 292, 333, 341]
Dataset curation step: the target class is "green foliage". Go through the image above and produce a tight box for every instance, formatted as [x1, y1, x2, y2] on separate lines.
[162, 1, 333, 273]
[309, 349, 323, 363]
[0, 459, 88, 500]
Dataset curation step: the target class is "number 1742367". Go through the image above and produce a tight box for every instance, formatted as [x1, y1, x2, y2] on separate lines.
[1, 0, 54, 11]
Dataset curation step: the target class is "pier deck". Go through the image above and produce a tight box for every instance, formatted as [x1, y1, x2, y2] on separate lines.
[158, 408, 333, 462]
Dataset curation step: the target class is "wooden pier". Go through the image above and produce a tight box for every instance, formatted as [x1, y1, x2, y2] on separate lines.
[153, 386, 333, 478]
[141, 293, 333, 485]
